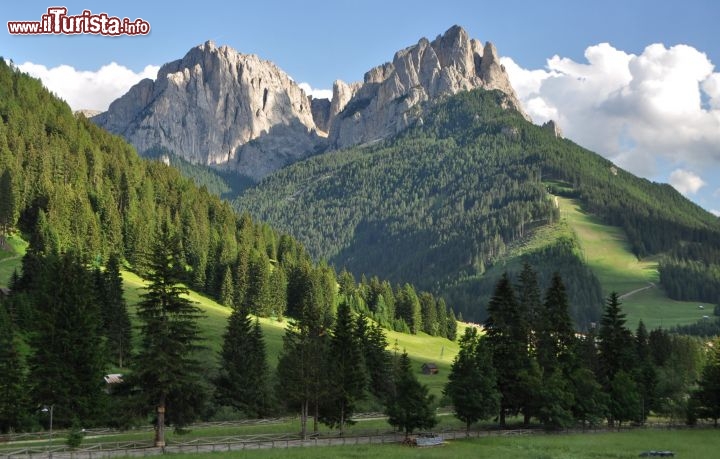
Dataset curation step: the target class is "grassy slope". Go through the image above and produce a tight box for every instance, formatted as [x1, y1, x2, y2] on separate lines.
[0, 234, 27, 287]
[121, 271, 460, 399]
[557, 196, 707, 329]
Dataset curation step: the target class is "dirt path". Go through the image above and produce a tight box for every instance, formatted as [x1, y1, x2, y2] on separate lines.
[619, 282, 655, 300]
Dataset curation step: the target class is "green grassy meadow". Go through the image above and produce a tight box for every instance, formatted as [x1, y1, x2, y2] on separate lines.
[139, 429, 719, 459]
[556, 197, 705, 329]
[0, 233, 27, 287]
[121, 270, 460, 399]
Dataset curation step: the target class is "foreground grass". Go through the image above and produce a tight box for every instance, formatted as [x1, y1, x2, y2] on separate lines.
[153, 428, 720, 459]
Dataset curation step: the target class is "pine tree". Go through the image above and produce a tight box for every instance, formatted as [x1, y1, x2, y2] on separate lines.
[0, 168, 16, 235]
[634, 321, 657, 423]
[0, 302, 26, 433]
[101, 254, 132, 368]
[385, 351, 437, 439]
[27, 251, 106, 427]
[245, 253, 270, 315]
[395, 284, 422, 334]
[537, 272, 575, 375]
[356, 313, 393, 400]
[215, 312, 272, 418]
[131, 230, 207, 447]
[419, 292, 438, 335]
[516, 262, 541, 350]
[321, 301, 367, 431]
[484, 272, 530, 426]
[219, 266, 234, 307]
[598, 292, 637, 387]
[444, 327, 499, 434]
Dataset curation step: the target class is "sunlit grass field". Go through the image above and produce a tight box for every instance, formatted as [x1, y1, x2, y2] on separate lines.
[121, 270, 460, 400]
[557, 197, 705, 329]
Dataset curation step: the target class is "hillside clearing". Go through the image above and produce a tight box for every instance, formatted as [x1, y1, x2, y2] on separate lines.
[557, 196, 706, 329]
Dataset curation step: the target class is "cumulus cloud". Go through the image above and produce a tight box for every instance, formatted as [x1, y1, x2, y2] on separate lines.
[711, 210, 720, 217]
[298, 82, 333, 100]
[669, 169, 706, 195]
[15, 61, 160, 112]
[502, 43, 720, 179]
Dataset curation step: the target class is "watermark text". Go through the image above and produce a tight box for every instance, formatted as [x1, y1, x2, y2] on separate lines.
[8, 7, 151, 36]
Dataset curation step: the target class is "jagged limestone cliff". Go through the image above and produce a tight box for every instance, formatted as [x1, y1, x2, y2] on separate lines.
[94, 26, 526, 180]
[93, 41, 324, 180]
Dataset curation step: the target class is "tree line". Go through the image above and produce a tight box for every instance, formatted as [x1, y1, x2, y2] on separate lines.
[444, 264, 720, 430]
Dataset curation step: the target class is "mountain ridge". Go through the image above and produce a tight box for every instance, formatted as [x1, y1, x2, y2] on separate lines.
[92, 25, 525, 180]
[235, 87, 720, 324]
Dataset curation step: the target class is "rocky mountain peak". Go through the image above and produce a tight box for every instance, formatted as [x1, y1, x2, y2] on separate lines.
[93, 26, 527, 180]
[93, 40, 322, 180]
[326, 25, 528, 148]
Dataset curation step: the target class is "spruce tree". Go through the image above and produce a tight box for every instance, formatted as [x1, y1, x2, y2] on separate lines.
[27, 251, 106, 427]
[215, 312, 272, 418]
[537, 272, 575, 375]
[321, 301, 367, 431]
[101, 254, 132, 368]
[356, 313, 393, 401]
[444, 327, 499, 434]
[219, 266, 234, 307]
[131, 230, 207, 446]
[634, 321, 657, 423]
[484, 272, 530, 426]
[0, 168, 16, 235]
[385, 351, 437, 439]
[0, 302, 26, 433]
[598, 292, 637, 387]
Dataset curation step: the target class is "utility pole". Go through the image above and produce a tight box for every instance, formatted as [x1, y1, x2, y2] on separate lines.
[42, 405, 54, 458]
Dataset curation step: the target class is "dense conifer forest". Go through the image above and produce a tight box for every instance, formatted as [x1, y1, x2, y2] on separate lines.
[236, 89, 720, 323]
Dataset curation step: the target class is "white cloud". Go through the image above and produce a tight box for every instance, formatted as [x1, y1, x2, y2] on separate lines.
[502, 43, 720, 178]
[711, 209, 720, 217]
[14, 61, 160, 112]
[669, 169, 706, 195]
[298, 82, 333, 100]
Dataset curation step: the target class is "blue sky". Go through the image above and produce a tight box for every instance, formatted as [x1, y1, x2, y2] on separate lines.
[3, 0, 720, 214]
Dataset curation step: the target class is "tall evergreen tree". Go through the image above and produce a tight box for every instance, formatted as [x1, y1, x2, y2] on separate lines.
[27, 251, 106, 427]
[537, 272, 576, 375]
[385, 351, 437, 439]
[395, 284, 422, 334]
[131, 230, 207, 447]
[277, 262, 334, 437]
[100, 254, 132, 368]
[0, 302, 26, 433]
[215, 312, 272, 418]
[321, 301, 367, 431]
[598, 292, 636, 386]
[484, 273, 530, 426]
[0, 168, 16, 235]
[444, 327, 499, 434]
[356, 313, 393, 401]
[516, 262, 541, 350]
[219, 266, 235, 308]
[635, 321, 657, 423]
[419, 292, 438, 336]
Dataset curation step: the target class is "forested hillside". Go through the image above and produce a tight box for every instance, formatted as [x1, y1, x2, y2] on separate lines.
[0, 60, 458, 337]
[236, 89, 720, 324]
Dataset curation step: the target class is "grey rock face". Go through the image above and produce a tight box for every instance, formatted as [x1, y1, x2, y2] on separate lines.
[94, 26, 527, 180]
[327, 25, 527, 149]
[93, 41, 323, 180]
